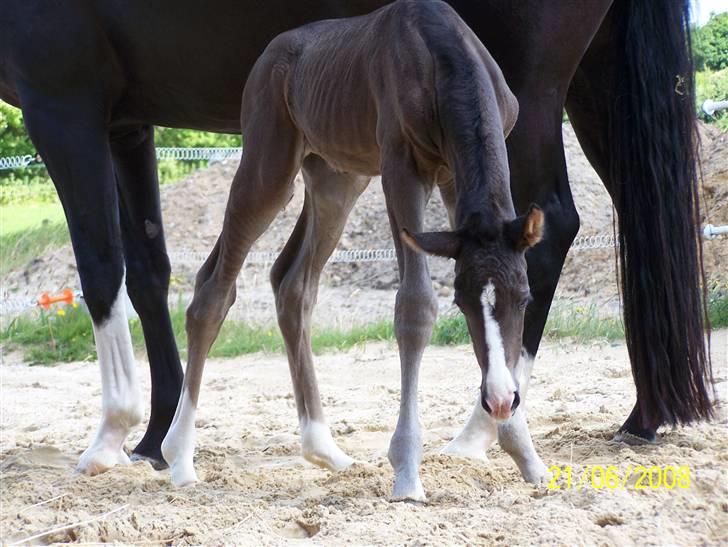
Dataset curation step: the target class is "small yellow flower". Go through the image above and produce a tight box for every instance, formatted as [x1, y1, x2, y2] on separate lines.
[72, 302, 79, 309]
[57, 308, 66, 317]
[267, 330, 272, 337]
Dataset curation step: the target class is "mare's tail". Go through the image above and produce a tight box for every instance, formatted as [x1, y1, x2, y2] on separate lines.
[611, 0, 712, 427]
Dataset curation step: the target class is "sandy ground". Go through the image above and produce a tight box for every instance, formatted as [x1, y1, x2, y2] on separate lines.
[1, 330, 726, 545]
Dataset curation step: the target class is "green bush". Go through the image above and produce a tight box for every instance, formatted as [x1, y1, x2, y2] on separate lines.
[0, 100, 240, 194]
[693, 13, 728, 71]
[695, 68, 728, 130]
[0, 101, 34, 158]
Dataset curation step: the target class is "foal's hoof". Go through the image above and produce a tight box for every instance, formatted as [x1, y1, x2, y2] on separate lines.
[440, 438, 488, 461]
[168, 461, 199, 487]
[76, 446, 131, 476]
[519, 458, 549, 485]
[301, 421, 354, 472]
[391, 474, 427, 503]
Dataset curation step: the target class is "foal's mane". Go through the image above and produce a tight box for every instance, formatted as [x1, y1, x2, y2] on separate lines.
[413, 1, 512, 231]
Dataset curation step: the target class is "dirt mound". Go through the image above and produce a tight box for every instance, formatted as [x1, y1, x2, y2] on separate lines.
[1, 124, 725, 323]
[1, 331, 726, 545]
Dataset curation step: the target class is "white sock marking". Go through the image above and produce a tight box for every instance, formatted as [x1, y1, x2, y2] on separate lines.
[162, 388, 199, 486]
[77, 281, 142, 475]
[301, 420, 354, 471]
[442, 396, 497, 459]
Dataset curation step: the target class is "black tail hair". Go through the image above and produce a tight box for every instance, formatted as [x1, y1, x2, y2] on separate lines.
[612, 0, 713, 427]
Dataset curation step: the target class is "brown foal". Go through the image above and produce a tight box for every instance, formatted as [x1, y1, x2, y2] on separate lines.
[162, 0, 544, 501]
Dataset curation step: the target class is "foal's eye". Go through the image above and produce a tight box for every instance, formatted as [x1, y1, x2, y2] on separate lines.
[518, 295, 532, 310]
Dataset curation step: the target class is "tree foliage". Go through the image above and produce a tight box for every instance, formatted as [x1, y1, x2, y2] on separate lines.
[693, 12, 728, 71]
[0, 102, 35, 158]
[0, 100, 240, 159]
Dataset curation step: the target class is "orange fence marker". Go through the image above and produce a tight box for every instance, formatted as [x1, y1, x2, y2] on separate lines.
[37, 288, 75, 309]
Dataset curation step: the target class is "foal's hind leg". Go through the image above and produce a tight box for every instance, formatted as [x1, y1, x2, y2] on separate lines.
[111, 125, 184, 467]
[271, 155, 369, 471]
[161, 99, 304, 486]
[382, 153, 437, 502]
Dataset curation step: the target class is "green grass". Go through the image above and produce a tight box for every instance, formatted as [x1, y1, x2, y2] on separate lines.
[1, 304, 397, 365]
[0, 220, 69, 276]
[0, 202, 65, 236]
[708, 284, 728, 329]
[543, 304, 625, 342]
[1, 306, 97, 363]
[4, 294, 726, 366]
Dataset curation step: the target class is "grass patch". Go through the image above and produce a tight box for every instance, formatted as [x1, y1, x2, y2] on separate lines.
[5, 295, 726, 366]
[0, 202, 65, 236]
[543, 304, 624, 342]
[1, 306, 96, 363]
[708, 287, 728, 329]
[431, 313, 470, 346]
[0, 220, 69, 276]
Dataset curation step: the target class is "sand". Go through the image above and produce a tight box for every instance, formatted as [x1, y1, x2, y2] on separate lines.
[1, 329, 726, 545]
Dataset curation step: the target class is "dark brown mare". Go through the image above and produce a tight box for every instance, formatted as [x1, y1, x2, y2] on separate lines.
[160, 0, 545, 501]
[0, 0, 712, 494]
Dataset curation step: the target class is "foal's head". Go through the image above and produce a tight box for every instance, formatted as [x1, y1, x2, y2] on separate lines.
[403, 205, 544, 421]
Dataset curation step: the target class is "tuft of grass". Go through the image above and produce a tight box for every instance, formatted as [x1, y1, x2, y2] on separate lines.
[4, 294, 726, 366]
[543, 304, 624, 343]
[1, 306, 96, 364]
[0, 220, 69, 276]
[311, 320, 394, 354]
[431, 313, 469, 346]
[708, 286, 728, 329]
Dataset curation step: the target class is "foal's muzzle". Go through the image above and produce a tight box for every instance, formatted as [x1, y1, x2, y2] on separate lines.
[482, 389, 520, 420]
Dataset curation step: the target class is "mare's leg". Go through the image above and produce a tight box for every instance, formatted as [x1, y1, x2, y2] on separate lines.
[161, 94, 304, 486]
[21, 94, 142, 474]
[271, 155, 369, 471]
[382, 154, 437, 502]
[111, 125, 184, 466]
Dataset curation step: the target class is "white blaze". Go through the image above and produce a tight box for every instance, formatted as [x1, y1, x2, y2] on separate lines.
[481, 283, 516, 403]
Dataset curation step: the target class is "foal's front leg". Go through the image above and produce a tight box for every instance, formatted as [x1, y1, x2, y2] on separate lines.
[444, 352, 547, 483]
[382, 155, 437, 502]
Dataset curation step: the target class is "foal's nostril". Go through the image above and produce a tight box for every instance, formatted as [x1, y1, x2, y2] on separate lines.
[481, 394, 492, 414]
[511, 390, 521, 412]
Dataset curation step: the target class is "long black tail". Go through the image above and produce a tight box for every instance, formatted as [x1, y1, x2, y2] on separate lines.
[612, 0, 713, 428]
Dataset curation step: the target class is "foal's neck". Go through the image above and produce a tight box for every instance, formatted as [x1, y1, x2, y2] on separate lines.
[445, 128, 515, 233]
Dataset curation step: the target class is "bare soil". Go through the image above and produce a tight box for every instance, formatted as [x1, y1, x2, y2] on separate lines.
[1, 330, 726, 545]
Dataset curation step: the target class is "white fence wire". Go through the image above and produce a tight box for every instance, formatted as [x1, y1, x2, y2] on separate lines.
[1, 148, 725, 318]
[0, 148, 243, 171]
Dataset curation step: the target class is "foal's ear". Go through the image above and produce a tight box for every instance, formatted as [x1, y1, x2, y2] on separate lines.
[401, 229, 462, 259]
[505, 204, 544, 251]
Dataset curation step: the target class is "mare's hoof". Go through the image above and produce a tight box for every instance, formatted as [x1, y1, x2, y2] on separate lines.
[130, 452, 169, 470]
[612, 430, 656, 445]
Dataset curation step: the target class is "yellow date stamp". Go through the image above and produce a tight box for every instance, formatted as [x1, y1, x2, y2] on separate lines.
[547, 465, 691, 491]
